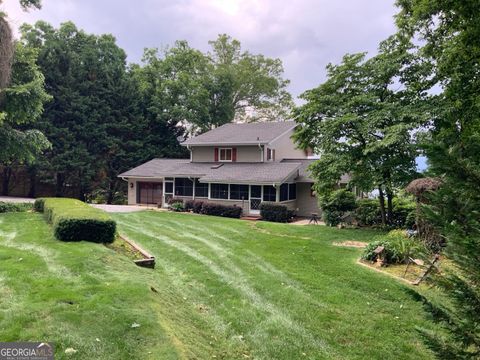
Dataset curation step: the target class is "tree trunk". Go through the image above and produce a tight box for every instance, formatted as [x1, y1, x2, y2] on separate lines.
[27, 166, 37, 198]
[55, 173, 65, 197]
[378, 186, 387, 226]
[2, 166, 12, 196]
[386, 188, 394, 225]
[106, 181, 115, 205]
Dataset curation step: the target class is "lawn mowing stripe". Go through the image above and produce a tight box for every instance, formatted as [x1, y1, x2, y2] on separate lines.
[116, 219, 334, 358]
[121, 216, 328, 310]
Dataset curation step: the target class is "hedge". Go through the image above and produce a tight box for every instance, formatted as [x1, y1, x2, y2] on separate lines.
[260, 203, 294, 223]
[35, 198, 116, 243]
[201, 203, 242, 218]
[0, 202, 32, 213]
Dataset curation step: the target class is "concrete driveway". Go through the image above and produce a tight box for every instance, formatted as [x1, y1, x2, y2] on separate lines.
[0, 196, 35, 203]
[90, 204, 157, 213]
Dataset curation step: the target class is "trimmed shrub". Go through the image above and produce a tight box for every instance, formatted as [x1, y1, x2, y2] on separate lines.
[41, 198, 116, 243]
[201, 203, 242, 218]
[320, 189, 357, 226]
[0, 202, 32, 213]
[185, 200, 204, 213]
[33, 198, 45, 212]
[260, 203, 294, 223]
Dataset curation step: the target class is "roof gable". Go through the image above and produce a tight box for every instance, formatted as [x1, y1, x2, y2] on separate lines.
[182, 121, 297, 146]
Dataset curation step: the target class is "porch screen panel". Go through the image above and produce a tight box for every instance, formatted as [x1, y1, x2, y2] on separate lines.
[280, 184, 289, 201]
[211, 184, 229, 199]
[250, 185, 261, 198]
[194, 179, 208, 198]
[288, 183, 297, 200]
[175, 178, 193, 196]
[230, 184, 249, 200]
[263, 185, 276, 202]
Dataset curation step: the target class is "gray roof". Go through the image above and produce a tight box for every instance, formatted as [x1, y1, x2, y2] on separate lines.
[119, 159, 301, 184]
[281, 159, 316, 182]
[281, 158, 351, 183]
[182, 121, 297, 146]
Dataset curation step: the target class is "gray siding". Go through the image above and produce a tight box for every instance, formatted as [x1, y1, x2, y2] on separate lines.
[296, 182, 322, 217]
[267, 129, 306, 161]
[191, 146, 262, 162]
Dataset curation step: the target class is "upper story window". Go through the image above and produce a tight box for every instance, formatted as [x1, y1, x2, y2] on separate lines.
[266, 148, 275, 161]
[219, 148, 232, 162]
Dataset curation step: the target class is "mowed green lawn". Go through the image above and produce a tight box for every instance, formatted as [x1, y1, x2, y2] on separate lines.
[0, 211, 437, 359]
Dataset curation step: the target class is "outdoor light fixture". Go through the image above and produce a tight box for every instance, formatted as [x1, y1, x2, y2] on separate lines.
[130, 182, 134, 188]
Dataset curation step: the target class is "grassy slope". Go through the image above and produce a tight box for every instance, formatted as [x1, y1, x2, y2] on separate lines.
[114, 211, 436, 360]
[0, 211, 437, 359]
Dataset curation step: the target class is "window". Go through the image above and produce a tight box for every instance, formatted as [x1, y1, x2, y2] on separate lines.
[174, 178, 193, 196]
[280, 183, 289, 201]
[280, 183, 297, 201]
[230, 184, 249, 200]
[289, 183, 296, 200]
[165, 182, 173, 194]
[263, 185, 276, 202]
[266, 148, 275, 161]
[194, 179, 208, 198]
[250, 185, 261, 198]
[219, 148, 232, 162]
[211, 184, 229, 199]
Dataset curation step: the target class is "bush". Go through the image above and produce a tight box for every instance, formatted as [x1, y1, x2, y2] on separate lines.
[362, 229, 426, 264]
[354, 198, 416, 228]
[260, 203, 294, 223]
[184, 199, 204, 213]
[354, 199, 381, 226]
[170, 202, 185, 212]
[40, 198, 116, 243]
[34, 198, 45, 212]
[201, 203, 242, 218]
[320, 189, 357, 226]
[0, 202, 32, 213]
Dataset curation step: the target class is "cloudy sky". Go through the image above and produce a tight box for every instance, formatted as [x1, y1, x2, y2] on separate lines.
[4, 0, 398, 100]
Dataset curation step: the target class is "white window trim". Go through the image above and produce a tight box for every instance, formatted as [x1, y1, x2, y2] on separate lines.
[219, 147, 233, 162]
[266, 148, 274, 162]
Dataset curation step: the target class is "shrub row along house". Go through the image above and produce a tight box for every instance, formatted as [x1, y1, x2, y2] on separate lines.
[119, 121, 347, 216]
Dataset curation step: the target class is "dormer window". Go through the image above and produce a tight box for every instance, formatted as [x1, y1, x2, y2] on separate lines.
[219, 148, 232, 162]
[266, 148, 275, 161]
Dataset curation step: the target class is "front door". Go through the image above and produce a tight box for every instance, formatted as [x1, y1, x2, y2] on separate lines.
[250, 185, 262, 215]
[138, 182, 162, 205]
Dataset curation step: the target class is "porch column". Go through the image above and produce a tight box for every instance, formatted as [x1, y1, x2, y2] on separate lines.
[276, 185, 280, 202]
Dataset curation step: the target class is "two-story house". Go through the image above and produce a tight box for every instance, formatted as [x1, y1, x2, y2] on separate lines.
[118, 121, 343, 216]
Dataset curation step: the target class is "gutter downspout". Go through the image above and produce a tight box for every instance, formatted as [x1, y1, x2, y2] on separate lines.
[258, 142, 263, 162]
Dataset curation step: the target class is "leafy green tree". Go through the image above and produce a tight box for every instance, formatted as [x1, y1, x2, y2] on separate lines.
[208, 34, 293, 128]
[139, 34, 293, 134]
[20, 21, 186, 202]
[0, 42, 51, 195]
[294, 36, 426, 224]
[396, 0, 480, 357]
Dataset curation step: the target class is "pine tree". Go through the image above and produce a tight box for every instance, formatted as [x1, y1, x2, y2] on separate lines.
[396, 0, 480, 357]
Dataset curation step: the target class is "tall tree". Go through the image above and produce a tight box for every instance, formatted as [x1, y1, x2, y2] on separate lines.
[294, 36, 427, 224]
[20, 21, 186, 202]
[0, 42, 51, 194]
[396, 0, 480, 357]
[139, 34, 293, 135]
